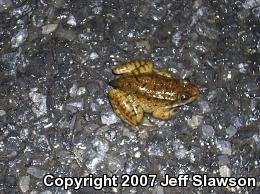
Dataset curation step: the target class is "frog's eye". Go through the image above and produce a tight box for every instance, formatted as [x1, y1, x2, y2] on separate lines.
[180, 93, 190, 101]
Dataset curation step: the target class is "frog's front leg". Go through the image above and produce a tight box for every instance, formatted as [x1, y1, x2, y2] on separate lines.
[112, 59, 154, 75]
[152, 106, 178, 120]
[108, 89, 144, 126]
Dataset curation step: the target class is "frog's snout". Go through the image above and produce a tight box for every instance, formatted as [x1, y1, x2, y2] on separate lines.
[192, 84, 200, 97]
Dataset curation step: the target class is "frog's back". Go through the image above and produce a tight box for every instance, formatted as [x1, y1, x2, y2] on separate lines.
[109, 73, 180, 101]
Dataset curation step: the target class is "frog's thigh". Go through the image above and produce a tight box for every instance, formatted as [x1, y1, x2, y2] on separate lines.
[108, 89, 144, 126]
[153, 68, 172, 78]
[152, 107, 178, 120]
[112, 60, 154, 75]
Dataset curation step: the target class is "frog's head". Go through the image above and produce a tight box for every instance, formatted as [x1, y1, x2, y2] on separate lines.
[176, 79, 199, 106]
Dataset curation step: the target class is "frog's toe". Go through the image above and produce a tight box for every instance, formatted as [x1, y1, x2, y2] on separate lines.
[152, 107, 178, 120]
[108, 89, 144, 126]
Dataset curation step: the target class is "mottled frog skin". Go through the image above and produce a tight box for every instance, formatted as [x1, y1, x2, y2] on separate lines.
[108, 59, 199, 126]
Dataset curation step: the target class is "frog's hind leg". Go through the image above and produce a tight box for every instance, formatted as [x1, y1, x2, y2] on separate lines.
[152, 107, 178, 120]
[112, 60, 154, 75]
[153, 68, 173, 78]
[108, 89, 144, 126]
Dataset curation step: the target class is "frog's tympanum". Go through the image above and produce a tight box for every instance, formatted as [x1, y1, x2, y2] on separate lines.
[108, 59, 199, 126]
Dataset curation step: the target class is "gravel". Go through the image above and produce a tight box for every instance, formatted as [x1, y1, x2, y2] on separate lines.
[0, 0, 259, 193]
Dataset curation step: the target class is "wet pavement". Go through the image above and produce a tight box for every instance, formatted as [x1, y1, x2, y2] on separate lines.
[0, 0, 260, 193]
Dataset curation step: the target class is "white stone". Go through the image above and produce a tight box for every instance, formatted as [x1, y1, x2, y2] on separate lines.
[42, 24, 58, 34]
[20, 128, 29, 140]
[0, 0, 12, 12]
[202, 124, 215, 138]
[29, 88, 47, 117]
[219, 165, 231, 177]
[216, 140, 232, 155]
[198, 101, 211, 113]
[67, 15, 77, 26]
[134, 151, 141, 158]
[89, 52, 99, 60]
[27, 166, 46, 179]
[175, 148, 189, 160]
[85, 155, 103, 173]
[66, 100, 84, 110]
[187, 115, 203, 129]
[172, 31, 182, 47]
[19, 176, 30, 193]
[77, 87, 86, 95]
[92, 137, 109, 154]
[226, 125, 237, 138]
[69, 83, 78, 97]
[148, 144, 164, 156]
[243, 0, 260, 9]
[238, 63, 248, 73]
[0, 109, 6, 116]
[101, 111, 118, 125]
[11, 29, 28, 48]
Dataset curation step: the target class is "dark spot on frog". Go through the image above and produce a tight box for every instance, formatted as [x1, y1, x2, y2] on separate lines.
[109, 79, 118, 88]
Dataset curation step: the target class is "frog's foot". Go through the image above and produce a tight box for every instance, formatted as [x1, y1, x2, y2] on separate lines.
[112, 60, 154, 75]
[153, 68, 172, 78]
[108, 89, 144, 126]
[152, 107, 178, 120]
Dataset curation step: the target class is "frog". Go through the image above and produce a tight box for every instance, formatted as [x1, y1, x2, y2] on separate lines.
[108, 59, 199, 126]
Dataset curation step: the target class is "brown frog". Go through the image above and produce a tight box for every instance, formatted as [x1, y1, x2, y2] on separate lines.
[108, 59, 199, 126]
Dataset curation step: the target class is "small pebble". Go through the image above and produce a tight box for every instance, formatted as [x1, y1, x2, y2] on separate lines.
[0, 0, 12, 12]
[175, 148, 189, 160]
[42, 24, 58, 34]
[198, 100, 211, 113]
[66, 99, 84, 111]
[77, 87, 86, 95]
[187, 115, 203, 129]
[252, 6, 260, 18]
[218, 155, 230, 166]
[89, 52, 99, 60]
[238, 63, 248, 73]
[243, 0, 260, 9]
[12, 4, 30, 17]
[216, 140, 232, 155]
[219, 165, 231, 177]
[19, 176, 30, 193]
[29, 88, 47, 117]
[19, 128, 29, 140]
[148, 144, 164, 156]
[69, 83, 78, 97]
[171, 31, 182, 47]
[226, 125, 237, 138]
[67, 15, 77, 26]
[202, 124, 215, 138]
[11, 29, 28, 48]
[101, 110, 118, 126]
[134, 151, 141, 158]
[27, 166, 46, 179]
[0, 109, 6, 116]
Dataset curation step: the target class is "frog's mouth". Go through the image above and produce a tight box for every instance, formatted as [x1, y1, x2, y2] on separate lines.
[185, 95, 199, 105]
[172, 95, 199, 108]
